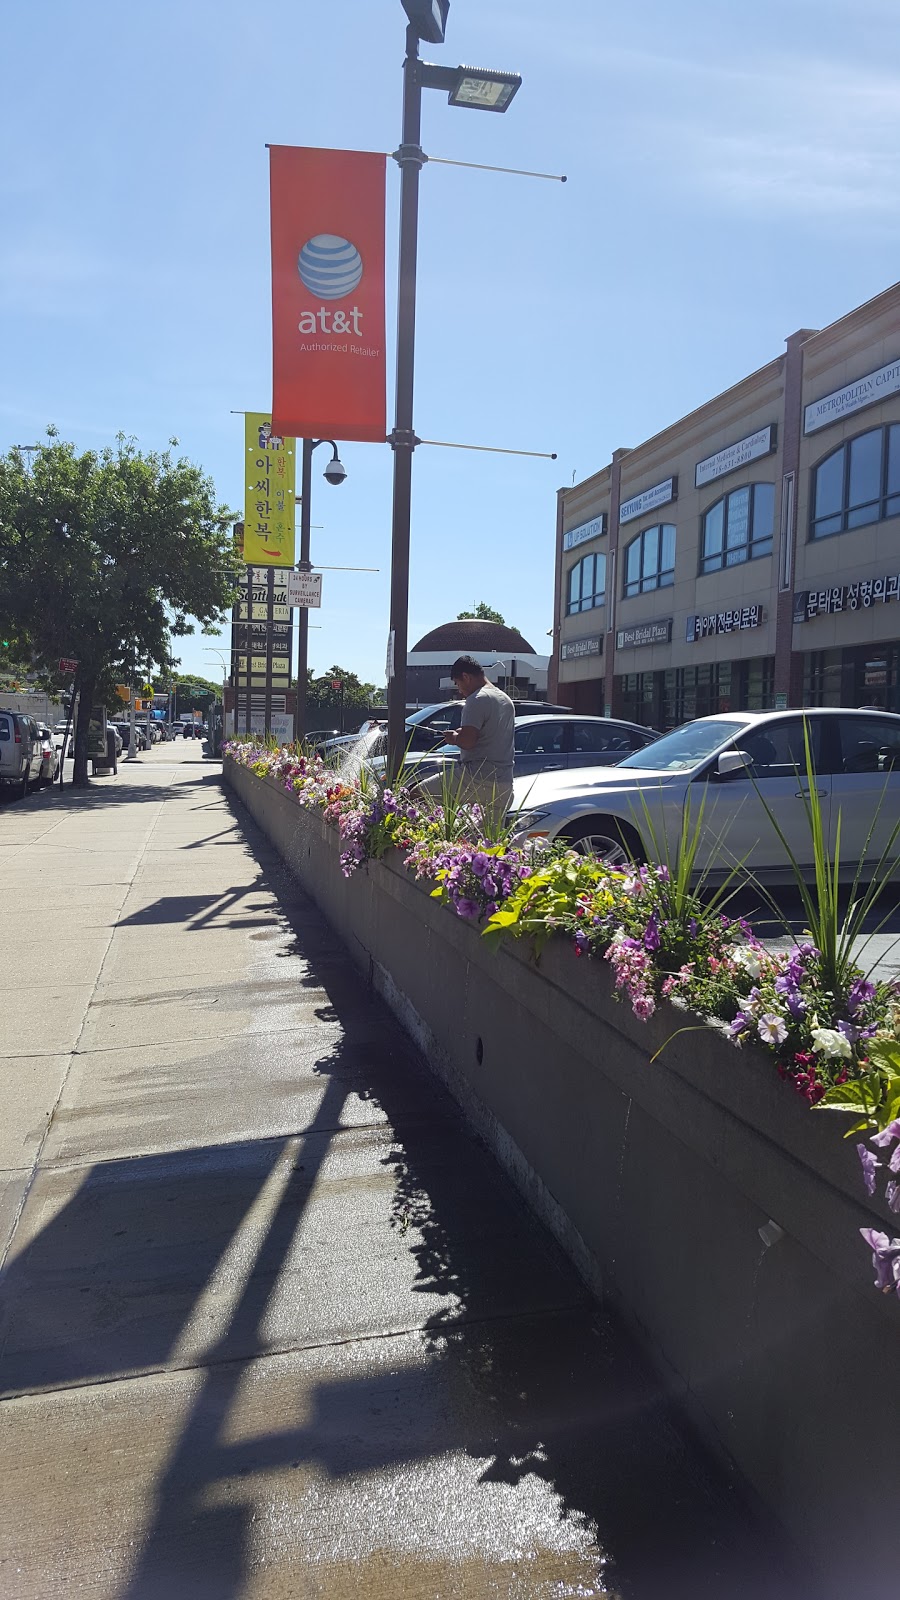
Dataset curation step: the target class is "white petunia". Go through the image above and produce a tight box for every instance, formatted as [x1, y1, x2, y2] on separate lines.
[811, 1026, 853, 1061]
[729, 945, 762, 980]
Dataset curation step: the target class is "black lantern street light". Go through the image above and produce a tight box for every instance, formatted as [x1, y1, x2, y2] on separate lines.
[387, 2, 522, 774]
[294, 438, 347, 743]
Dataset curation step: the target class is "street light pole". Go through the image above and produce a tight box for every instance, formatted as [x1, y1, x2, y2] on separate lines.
[295, 437, 313, 744]
[385, 10, 522, 776]
[386, 25, 424, 777]
[293, 438, 347, 745]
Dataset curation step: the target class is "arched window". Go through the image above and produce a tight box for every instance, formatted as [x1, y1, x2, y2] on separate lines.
[811, 425, 900, 539]
[566, 550, 606, 615]
[700, 484, 774, 573]
[623, 524, 675, 597]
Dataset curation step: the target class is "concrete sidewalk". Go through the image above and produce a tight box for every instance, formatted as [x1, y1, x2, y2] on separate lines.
[0, 746, 809, 1599]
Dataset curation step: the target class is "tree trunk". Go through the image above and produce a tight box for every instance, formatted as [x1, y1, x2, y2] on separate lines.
[72, 675, 95, 787]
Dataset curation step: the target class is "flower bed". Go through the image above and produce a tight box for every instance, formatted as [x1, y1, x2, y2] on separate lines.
[226, 739, 900, 1296]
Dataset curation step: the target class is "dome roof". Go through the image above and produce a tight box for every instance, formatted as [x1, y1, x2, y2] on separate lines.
[412, 618, 535, 654]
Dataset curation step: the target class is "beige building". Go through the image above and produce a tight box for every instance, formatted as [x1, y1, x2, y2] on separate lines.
[549, 280, 900, 728]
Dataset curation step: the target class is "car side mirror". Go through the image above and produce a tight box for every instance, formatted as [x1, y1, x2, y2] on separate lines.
[716, 749, 752, 778]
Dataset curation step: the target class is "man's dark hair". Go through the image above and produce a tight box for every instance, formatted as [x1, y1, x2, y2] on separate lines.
[450, 655, 484, 681]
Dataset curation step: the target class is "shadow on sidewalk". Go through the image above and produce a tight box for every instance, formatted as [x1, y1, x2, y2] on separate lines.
[0, 785, 818, 1600]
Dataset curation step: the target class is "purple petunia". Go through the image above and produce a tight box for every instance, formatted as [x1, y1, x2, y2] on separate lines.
[847, 977, 877, 1015]
[871, 1119, 900, 1149]
[859, 1228, 900, 1297]
[643, 914, 661, 952]
[857, 1143, 882, 1196]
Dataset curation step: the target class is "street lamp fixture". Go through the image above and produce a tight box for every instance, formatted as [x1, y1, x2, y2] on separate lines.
[387, 4, 522, 774]
[401, 0, 449, 43]
[448, 66, 521, 111]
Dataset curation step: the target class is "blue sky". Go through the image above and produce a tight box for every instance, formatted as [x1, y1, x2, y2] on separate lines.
[3, 0, 899, 687]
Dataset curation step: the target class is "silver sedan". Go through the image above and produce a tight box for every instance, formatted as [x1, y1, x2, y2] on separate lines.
[512, 707, 900, 882]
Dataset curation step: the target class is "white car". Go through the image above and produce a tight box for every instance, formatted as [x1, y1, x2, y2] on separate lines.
[512, 708, 900, 883]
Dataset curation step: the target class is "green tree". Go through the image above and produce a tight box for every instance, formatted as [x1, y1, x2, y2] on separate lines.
[307, 665, 380, 732]
[160, 673, 222, 716]
[457, 602, 507, 625]
[0, 432, 239, 784]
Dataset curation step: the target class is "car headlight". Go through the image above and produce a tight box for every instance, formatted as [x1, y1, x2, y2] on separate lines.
[511, 807, 551, 836]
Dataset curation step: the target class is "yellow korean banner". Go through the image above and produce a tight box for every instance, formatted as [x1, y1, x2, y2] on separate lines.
[243, 413, 296, 566]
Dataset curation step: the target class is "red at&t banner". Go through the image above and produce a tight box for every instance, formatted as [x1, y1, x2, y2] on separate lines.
[270, 146, 387, 444]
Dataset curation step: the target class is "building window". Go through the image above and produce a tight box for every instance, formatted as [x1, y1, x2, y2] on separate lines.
[811, 424, 900, 539]
[566, 550, 606, 615]
[700, 484, 774, 573]
[623, 524, 675, 597]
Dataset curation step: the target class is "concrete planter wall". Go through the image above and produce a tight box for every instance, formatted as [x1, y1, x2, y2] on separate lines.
[225, 757, 899, 1598]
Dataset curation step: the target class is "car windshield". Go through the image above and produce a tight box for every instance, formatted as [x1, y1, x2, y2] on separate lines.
[617, 717, 751, 772]
[405, 702, 460, 729]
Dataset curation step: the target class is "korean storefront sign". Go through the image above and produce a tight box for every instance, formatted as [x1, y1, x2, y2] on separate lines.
[562, 514, 607, 552]
[243, 414, 296, 566]
[694, 425, 776, 489]
[686, 605, 763, 642]
[616, 618, 673, 649]
[270, 145, 387, 444]
[804, 356, 900, 434]
[560, 635, 603, 661]
[793, 574, 900, 621]
[618, 477, 677, 525]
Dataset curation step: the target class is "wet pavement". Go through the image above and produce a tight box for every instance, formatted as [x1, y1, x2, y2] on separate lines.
[0, 745, 814, 1598]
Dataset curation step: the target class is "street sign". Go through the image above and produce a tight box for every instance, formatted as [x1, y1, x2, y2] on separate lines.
[59, 657, 79, 675]
[115, 684, 131, 702]
[287, 570, 323, 609]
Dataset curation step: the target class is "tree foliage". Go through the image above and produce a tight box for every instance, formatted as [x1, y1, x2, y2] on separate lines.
[307, 665, 381, 731]
[457, 601, 507, 625]
[0, 431, 239, 782]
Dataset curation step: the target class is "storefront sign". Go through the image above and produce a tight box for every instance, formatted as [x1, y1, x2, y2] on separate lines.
[619, 477, 677, 524]
[616, 618, 673, 649]
[794, 574, 900, 621]
[804, 356, 900, 434]
[563, 514, 606, 551]
[686, 605, 763, 642]
[243, 414, 296, 567]
[287, 570, 323, 609]
[560, 634, 603, 661]
[270, 145, 387, 443]
[695, 426, 776, 488]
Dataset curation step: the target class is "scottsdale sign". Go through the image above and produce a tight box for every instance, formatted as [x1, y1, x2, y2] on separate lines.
[270, 145, 387, 444]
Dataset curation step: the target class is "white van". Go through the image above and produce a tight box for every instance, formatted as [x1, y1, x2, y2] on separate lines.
[0, 711, 44, 798]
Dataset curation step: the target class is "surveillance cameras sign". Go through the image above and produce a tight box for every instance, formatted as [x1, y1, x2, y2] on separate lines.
[287, 571, 323, 609]
[269, 145, 387, 444]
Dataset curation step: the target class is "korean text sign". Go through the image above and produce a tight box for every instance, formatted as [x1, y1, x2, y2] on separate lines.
[270, 145, 387, 444]
[243, 413, 296, 567]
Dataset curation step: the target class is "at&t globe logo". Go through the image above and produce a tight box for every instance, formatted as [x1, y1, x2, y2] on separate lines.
[298, 234, 364, 336]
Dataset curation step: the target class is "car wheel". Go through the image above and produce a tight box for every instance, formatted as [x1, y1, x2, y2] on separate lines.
[561, 816, 644, 866]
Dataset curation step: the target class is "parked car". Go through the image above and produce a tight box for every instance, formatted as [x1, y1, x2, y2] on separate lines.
[53, 720, 74, 759]
[322, 699, 574, 763]
[0, 711, 44, 797]
[35, 723, 60, 785]
[511, 707, 900, 882]
[110, 721, 147, 753]
[511, 715, 659, 777]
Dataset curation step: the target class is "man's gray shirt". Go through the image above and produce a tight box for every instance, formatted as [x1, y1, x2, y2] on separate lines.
[459, 681, 515, 780]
